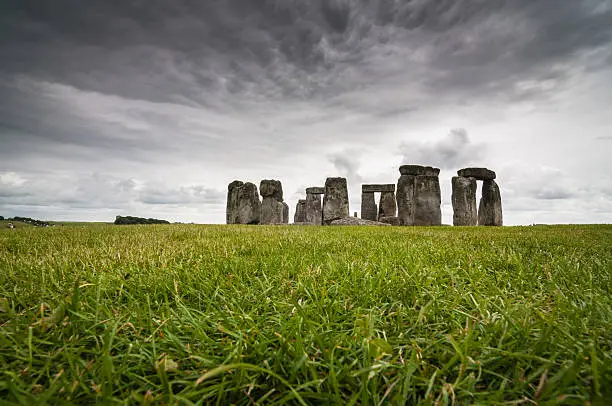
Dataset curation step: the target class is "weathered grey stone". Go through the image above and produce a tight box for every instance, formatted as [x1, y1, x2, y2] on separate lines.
[226, 180, 244, 224]
[305, 192, 322, 225]
[378, 191, 397, 219]
[396, 175, 416, 226]
[261, 198, 284, 224]
[322, 177, 349, 225]
[452, 176, 477, 226]
[305, 187, 325, 195]
[259, 179, 284, 200]
[282, 202, 289, 224]
[379, 216, 400, 226]
[414, 175, 442, 226]
[399, 165, 440, 176]
[294, 200, 306, 223]
[235, 182, 261, 224]
[354, 212, 358, 217]
[478, 180, 503, 226]
[362, 184, 395, 193]
[330, 217, 390, 226]
[360, 192, 377, 221]
[457, 167, 496, 181]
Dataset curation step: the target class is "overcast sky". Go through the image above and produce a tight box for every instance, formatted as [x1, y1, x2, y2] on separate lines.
[1, 0, 611, 225]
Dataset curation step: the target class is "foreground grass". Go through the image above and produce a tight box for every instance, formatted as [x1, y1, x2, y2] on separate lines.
[0, 224, 610, 405]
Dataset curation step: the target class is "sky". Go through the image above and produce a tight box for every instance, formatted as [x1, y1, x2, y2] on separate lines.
[1, 0, 611, 225]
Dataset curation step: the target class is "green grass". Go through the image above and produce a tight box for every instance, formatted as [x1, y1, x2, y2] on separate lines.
[0, 224, 610, 405]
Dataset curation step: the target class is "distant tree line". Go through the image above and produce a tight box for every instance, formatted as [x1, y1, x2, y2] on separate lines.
[6, 216, 51, 227]
[114, 216, 170, 225]
[0, 216, 4, 220]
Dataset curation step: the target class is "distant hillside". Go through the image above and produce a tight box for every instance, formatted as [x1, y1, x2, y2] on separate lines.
[114, 216, 170, 225]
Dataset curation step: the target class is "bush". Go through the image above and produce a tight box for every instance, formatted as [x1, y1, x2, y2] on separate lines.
[114, 215, 170, 225]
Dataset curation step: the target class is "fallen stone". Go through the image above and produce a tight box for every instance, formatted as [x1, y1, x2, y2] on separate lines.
[478, 180, 503, 226]
[379, 216, 400, 226]
[452, 176, 477, 226]
[399, 165, 440, 176]
[378, 191, 397, 219]
[322, 177, 349, 225]
[330, 217, 390, 226]
[457, 167, 496, 181]
[360, 192, 378, 221]
[362, 184, 395, 193]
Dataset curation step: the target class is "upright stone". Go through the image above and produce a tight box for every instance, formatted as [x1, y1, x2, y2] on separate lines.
[396, 174, 416, 225]
[322, 177, 349, 225]
[260, 179, 285, 224]
[282, 202, 289, 224]
[235, 182, 261, 224]
[361, 192, 377, 221]
[414, 175, 442, 225]
[478, 180, 503, 226]
[397, 165, 441, 226]
[452, 176, 477, 226]
[294, 200, 306, 223]
[226, 180, 244, 224]
[305, 187, 324, 225]
[378, 191, 397, 219]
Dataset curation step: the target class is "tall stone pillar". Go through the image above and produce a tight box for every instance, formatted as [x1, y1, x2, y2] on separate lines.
[282, 202, 289, 224]
[360, 192, 377, 221]
[305, 187, 324, 225]
[378, 191, 397, 219]
[294, 200, 306, 223]
[452, 176, 477, 226]
[396, 165, 441, 226]
[226, 181, 261, 224]
[322, 177, 349, 225]
[260, 179, 285, 224]
[478, 180, 503, 226]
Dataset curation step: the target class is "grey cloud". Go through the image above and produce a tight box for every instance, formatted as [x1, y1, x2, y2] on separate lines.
[398, 129, 484, 169]
[138, 185, 225, 205]
[328, 150, 363, 184]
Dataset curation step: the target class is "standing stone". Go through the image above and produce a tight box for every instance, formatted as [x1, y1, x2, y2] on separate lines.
[396, 174, 416, 226]
[260, 179, 285, 224]
[414, 175, 442, 225]
[478, 180, 503, 226]
[282, 202, 289, 224]
[452, 176, 477, 226]
[361, 192, 377, 221]
[396, 165, 441, 226]
[231, 182, 261, 224]
[294, 200, 307, 223]
[305, 187, 324, 225]
[354, 212, 358, 217]
[226, 180, 244, 224]
[322, 177, 349, 225]
[378, 191, 397, 219]
[227, 181, 261, 224]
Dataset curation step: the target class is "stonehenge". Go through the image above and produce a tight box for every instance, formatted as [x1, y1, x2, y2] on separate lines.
[294, 200, 306, 223]
[361, 184, 397, 222]
[452, 168, 502, 226]
[225, 165, 502, 227]
[226, 181, 261, 224]
[396, 165, 441, 226]
[260, 179, 285, 224]
[305, 187, 324, 225]
[322, 177, 349, 225]
[451, 176, 477, 226]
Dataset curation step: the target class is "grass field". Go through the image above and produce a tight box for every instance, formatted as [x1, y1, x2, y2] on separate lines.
[0, 224, 610, 405]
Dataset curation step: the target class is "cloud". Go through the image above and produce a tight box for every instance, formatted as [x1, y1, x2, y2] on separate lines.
[328, 150, 364, 184]
[398, 128, 484, 169]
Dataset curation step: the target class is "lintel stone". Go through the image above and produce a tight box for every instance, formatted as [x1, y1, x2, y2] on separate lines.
[306, 187, 325, 195]
[362, 184, 395, 193]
